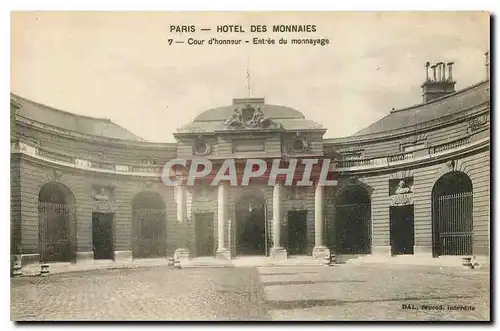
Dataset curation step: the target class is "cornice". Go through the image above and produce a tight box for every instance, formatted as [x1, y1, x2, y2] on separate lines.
[324, 103, 489, 145]
[336, 137, 489, 176]
[14, 115, 176, 150]
[13, 149, 162, 179]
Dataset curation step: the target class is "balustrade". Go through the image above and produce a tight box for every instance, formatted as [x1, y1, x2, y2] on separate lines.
[433, 137, 471, 153]
[37, 148, 74, 163]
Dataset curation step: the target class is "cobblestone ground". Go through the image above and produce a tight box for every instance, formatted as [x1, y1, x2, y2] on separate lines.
[257, 264, 490, 321]
[11, 264, 490, 321]
[11, 266, 268, 321]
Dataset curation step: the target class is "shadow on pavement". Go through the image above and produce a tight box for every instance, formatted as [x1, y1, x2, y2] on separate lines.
[262, 280, 365, 286]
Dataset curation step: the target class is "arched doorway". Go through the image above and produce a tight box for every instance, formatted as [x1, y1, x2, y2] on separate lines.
[132, 191, 166, 258]
[235, 194, 268, 256]
[38, 181, 76, 262]
[432, 171, 473, 257]
[335, 186, 371, 254]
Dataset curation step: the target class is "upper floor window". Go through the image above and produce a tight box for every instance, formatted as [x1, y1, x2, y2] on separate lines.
[342, 152, 362, 160]
[193, 140, 211, 156]
[290, 138, 308, 153]
[401, 143, 425, 152]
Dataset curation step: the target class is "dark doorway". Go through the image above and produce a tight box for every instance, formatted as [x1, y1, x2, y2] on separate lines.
[334, 186, 372, 254]
[132, 191, 167, 258]
[92, 212, 114, 260]
[195, 212, 215, 257]
[432, 171, 473, 257]
[287, 210, 308, 255]
[236, 195, 267, 256]
[390, 205, 414, 255]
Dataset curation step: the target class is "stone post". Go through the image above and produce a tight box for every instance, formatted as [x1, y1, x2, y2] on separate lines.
[313, 183, 330, 260]
[271, 181, 287, 259]
[174, 183, 190, 261]
[216, 182, 230, 259]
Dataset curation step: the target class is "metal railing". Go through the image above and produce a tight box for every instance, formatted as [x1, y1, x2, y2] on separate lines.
[433, 137, 471, 153]
[435, 192, 473, 256]
[38, 202, 77, 263]
[335, 202, 371, 254]
[337, 136, 479, 170]
[132, 208, 167, 258]
[129, 164, 162, 173]
[37, 148, 74, 164]
[388, 151, 414, 163]
[91, 161, 115, 170]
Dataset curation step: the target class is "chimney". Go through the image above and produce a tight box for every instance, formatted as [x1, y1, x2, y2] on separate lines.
[447, 62, 454, 81]
[421, 61, 456, 103]
[436, 62, 442, 81]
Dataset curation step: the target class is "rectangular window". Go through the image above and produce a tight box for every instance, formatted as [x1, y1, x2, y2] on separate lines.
[232, 139, 265, 152]
[402, 143, 425, 152]
[342, 152, 362, 160]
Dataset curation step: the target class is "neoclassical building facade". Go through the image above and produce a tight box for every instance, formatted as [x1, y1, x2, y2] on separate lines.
[10, 60, 490, 266]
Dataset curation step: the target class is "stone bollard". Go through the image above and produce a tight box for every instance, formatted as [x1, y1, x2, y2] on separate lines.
[173, 257, 181, 269]
[40, 263, 50, 276]
[470, 256, 479, 269]
[12, 256, 22, 277]
[330, 253, 336, 265]
[462, 256, 472, 268]
[323, 254, 331, 266]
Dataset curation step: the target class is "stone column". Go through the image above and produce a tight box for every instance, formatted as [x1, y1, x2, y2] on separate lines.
[216, 182, 230, 259]
[313, 183, 330, 260]
[174, 183, 190, 260]
[271, 181, 287, 259]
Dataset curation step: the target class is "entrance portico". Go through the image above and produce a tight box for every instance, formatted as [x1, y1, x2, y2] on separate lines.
[171, 97, 337, 261]
[172, 164, 337, 260]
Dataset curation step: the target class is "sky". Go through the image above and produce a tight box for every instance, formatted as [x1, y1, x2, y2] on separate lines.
[11, 11, 490, 142]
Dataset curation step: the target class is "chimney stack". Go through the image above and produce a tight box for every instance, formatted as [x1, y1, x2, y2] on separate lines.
[447, 62, 454, 81]
[436, 62, 443, 81]
[421, 60, 456, 103]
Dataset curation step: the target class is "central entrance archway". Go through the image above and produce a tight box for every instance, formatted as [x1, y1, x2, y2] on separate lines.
[235, 194, 268, 256]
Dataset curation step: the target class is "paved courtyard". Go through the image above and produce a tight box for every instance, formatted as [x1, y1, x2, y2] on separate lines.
[11, 263, 490, 321]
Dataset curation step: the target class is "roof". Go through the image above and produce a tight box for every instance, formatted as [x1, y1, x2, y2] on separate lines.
[11, 93, 144, 141]
[193, 103, 305, 122]
[354, 80, 490, 136]
[177, 100, 323, 134]
[177, 118, 324, 133]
